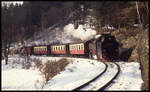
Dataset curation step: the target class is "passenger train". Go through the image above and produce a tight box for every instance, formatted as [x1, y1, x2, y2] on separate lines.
[23, 33, 120, 61]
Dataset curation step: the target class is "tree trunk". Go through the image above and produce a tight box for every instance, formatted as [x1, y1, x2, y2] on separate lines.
[145, 2, 149, 15]
[136, 2, 143, 28]
[4, 46, 8, 65]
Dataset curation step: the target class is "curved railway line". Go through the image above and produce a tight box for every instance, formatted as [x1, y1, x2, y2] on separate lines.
[71, 60, 120, 91]
[29, 56, 120, 90]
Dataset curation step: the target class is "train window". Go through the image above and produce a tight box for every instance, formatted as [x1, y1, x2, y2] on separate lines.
[79, 45, 80, 50]
[82, 45, 83, 49]
[81, 45, 83, 50]
[79, 45, 81, 50]
[74, 46, 75, 50]
[76, 45, 77, 50]
[70, 46, 71, 50]
[64, 46, 65, 50]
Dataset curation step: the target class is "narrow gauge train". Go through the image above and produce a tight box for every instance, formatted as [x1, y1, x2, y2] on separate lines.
[23, 34, 120, 61]
[24, 41, 90, 58]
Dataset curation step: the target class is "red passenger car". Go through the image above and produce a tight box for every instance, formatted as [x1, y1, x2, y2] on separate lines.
[50, 45, 66, 54]
[33, 46, 47, 55]
[69, 42, 90, 57]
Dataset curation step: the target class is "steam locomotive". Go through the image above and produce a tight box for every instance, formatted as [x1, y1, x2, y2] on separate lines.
[23, 33, 120, 61]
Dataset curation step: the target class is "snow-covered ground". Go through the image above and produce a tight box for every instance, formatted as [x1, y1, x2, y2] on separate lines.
[2, 56, 143, 90]
[43, 58, 105, 90]
[106, 62, 143, 90]
[2, 56, 105, 90]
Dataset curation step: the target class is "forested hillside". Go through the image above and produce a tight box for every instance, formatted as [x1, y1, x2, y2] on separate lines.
[2, 1, 149, 46]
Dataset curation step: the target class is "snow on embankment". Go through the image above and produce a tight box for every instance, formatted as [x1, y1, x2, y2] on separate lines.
[106, 62, 143, 90]
[2, 69, 43, 90]
[43, 58, 105, 90]
[1, 58, 44, 90]
[2, 56, 104, 90]
[64, 24, 96, 41]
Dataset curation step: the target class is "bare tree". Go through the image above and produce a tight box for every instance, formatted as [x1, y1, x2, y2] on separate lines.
[136, 2, 143, 28]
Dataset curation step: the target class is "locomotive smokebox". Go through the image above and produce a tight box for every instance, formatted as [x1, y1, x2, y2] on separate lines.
[96, 33, 120, 61]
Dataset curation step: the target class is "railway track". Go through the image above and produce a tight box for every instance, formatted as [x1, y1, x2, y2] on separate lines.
[72, 61, 120, 91]
[30, 56, 120, 90]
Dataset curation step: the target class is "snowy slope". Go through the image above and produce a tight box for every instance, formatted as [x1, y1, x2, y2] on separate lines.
[43, 59, 105, 90]
[105, 62, 143, 90]
[2, 56, 143, 91]
[2, 56, 105, 90]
